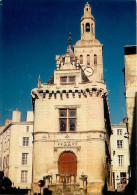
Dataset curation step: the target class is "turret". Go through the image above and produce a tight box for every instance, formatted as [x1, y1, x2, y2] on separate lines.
[81, 2, 95, 40]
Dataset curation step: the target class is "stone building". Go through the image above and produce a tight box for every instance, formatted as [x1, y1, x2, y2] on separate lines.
[124, 45, 137, 146]
[123, 45, 137, 194]
[0, 110, 33, 190]
[110, 122, 129, 191]
[31, 3, 111, 194]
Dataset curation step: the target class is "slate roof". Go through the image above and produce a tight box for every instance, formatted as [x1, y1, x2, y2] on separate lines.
[47, 74, 54, 84]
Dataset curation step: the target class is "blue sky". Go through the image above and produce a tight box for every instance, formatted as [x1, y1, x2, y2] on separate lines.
[0, 0, 136, 125]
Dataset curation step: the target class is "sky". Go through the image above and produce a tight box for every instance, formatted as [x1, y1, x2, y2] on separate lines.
[0, 0, 136, 126]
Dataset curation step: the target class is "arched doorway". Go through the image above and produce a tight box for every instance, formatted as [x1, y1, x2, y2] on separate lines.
[58, 151, 77, 182]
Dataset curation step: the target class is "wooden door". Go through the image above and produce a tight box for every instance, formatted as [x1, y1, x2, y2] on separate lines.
[58, 152, 77, 177]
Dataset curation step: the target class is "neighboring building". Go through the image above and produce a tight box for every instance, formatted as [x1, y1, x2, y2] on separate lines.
[124, 45, 137, 146]
[123, 45, 137, 193]
[0, 110, 33, 190]
[31, 3, 111, 194]
[110, 122, 130, 192]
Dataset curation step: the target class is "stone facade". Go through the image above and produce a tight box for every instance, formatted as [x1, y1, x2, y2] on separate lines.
[0, 110, 33, 189]
[124, 46, 137, 146]
[124, 45, 137, 193]
[110, 122, 129, 191]
[31, 3, 111, 194]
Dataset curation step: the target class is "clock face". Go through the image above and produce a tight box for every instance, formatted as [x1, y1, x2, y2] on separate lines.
[84, 67, 93, 76]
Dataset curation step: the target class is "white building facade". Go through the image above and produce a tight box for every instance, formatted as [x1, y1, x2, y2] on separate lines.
[110, 123, 130, 191]
[31, 3, 111, 194]
[0, 110, 33, 190]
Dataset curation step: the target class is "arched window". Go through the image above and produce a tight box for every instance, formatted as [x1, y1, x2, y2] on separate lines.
[86, 23, 90, 32]
[91, 23, 93, 33]
[94, 54, 97, 65]
[58, 152, 77, 182]
[82, 24, 84, 33]
[80, 55, 83, 64]
[87, 54, 90, 65]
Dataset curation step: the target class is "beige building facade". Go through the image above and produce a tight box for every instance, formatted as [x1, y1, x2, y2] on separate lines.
[124, 45, 137, 193]
[124, 45, 137, 146]
[110, 122, 129, 192]
[31, 3, 111, 194]
[0, 110, 33, 190]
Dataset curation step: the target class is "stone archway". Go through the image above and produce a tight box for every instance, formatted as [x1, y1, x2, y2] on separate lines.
[58, 151, 77, 182]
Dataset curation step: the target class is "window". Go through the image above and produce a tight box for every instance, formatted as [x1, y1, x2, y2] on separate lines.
[117, 140, 123, 148]
[6, 155, 9, 168]
[113, 172, 115, 189]
[69, 76, 75, 83]
[60, 77, 67, 83]
[82, 24, 84, 33]
[26, 126, 29, 132]
[22, 153, 28, 165]
[59, 109, 76, 132]
[3, 157, 5, 169]
[87, 54, 90, 65]
[117, 129, 122, 135]
[23, 137, 29, 146]
[21, 170, 28, 183]
[118, 155, 123, 166]
[86, 23, 90, 32]
[94, 54, 97, 65]
[91, 23, 93, 33]
[120, 172, 127, 184]
[60, 76, 75, 84]
[80, 55, 83, 64]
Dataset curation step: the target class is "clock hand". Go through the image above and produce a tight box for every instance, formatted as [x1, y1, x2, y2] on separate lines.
[86, 70, 92, 73]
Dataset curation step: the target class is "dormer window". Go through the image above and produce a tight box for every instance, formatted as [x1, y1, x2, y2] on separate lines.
[69, 76, 75, 83]
[60, 76, 75, 84]
[60, 77, 67, 83]
[86, 23, 90, 32]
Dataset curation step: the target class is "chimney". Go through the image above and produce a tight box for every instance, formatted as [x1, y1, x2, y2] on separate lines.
[26, 111, 33, 122]
[12, 109, 21, 122]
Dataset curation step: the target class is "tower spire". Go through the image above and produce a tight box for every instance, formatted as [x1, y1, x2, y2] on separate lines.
[37, 74, 41, 88]
[80, 2, 95, 40]
[68, 32, 72, 49]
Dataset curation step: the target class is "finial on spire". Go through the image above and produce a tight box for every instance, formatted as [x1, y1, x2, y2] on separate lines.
[68, 32, 72, 49]
[37, 74, 41, 88]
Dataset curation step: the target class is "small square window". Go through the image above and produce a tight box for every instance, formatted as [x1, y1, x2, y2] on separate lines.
[60, 77, 67, 83]
[26, 126, 29, 132]
[69, 76, 75, 83]
[69, 109, 76, 117]
[117, 129, 122, 135]
[60, 110, 67, 117]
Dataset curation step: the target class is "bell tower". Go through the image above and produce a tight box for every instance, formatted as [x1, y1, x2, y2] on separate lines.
[74, 2, 103, 83]
[81, 2, 95, 40]
[31, 2, 111, 195]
